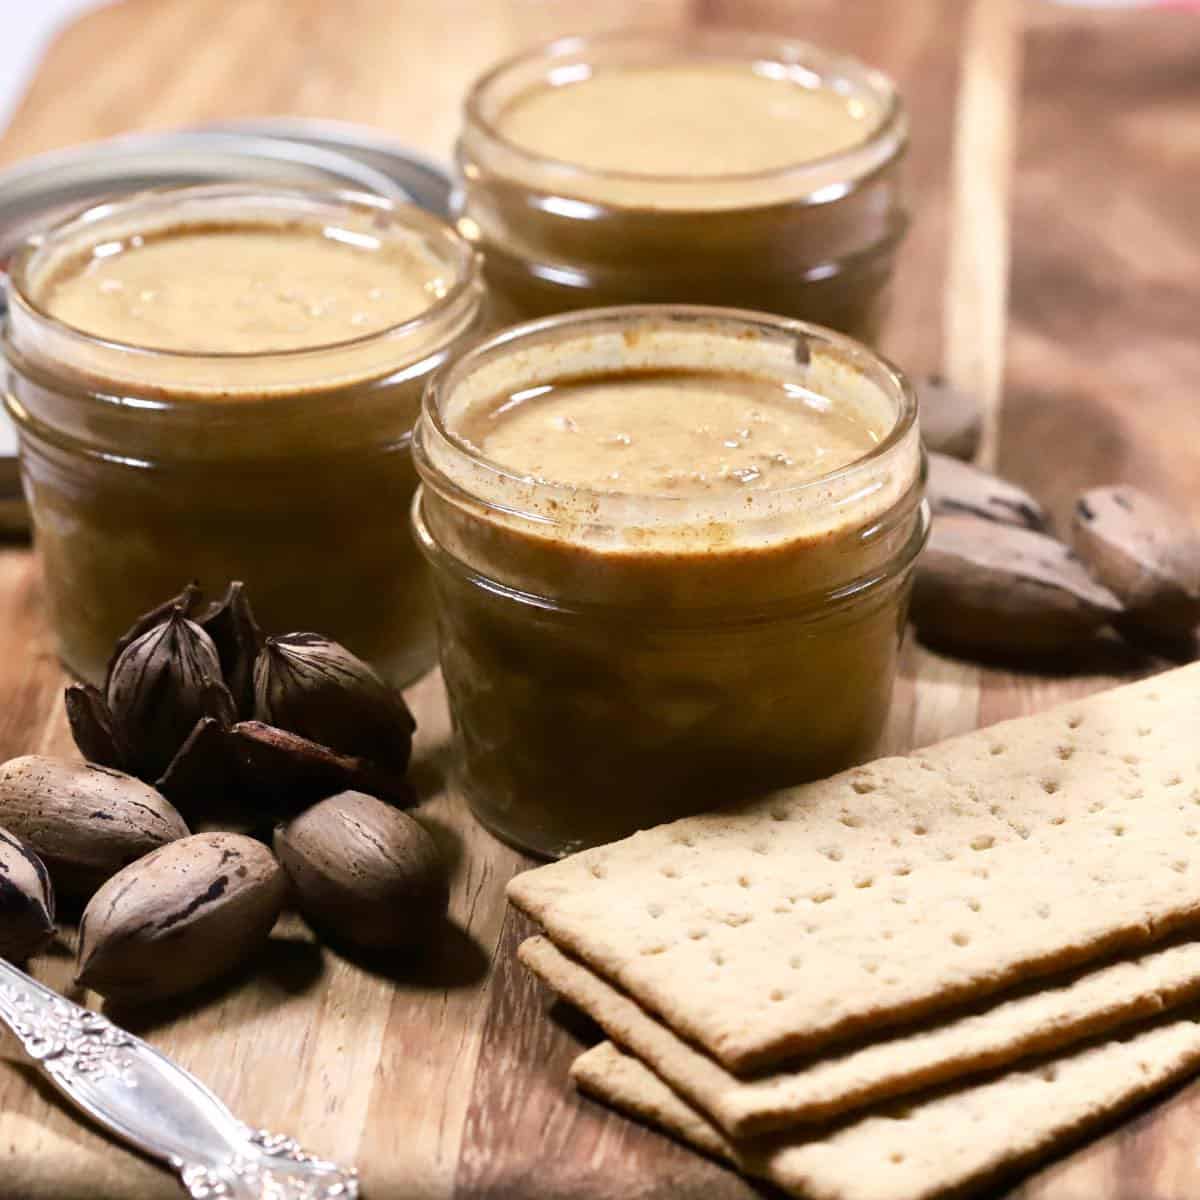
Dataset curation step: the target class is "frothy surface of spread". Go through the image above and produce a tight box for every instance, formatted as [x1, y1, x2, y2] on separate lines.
[495, 63, 876, 176]
[40, 222, 450, 353]
[459, 369, 882, 498]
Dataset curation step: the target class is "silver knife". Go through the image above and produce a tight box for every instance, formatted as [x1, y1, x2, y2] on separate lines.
[0, 958, 359, 1199]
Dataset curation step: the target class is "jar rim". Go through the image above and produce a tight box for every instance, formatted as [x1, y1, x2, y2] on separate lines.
[461, 29, 906, 194]
[412, 482, 931, 626]
[5, 182, 482, 365]
[415, 303, 919, 518]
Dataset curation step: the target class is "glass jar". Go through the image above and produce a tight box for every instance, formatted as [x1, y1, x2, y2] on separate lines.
[4, 184, 484, 685]
[413, 306, 927, 858]
[456, 31, 908, 341]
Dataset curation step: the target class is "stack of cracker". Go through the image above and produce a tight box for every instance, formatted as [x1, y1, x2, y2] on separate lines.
[509, 664, 1200, 1200]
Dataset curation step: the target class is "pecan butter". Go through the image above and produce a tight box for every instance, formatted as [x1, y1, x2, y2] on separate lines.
[414, 307, 926, 857]
[4, 185, 483, 685]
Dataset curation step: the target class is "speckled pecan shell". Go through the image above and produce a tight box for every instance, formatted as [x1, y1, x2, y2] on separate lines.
[76, 832, 286, 1003]
[0, 756, 189, 901]
[0, 824, 55, 961]
[274, 791, 447, 950]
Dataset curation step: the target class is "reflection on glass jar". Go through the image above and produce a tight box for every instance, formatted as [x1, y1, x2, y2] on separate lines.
[3, 184, 484, 685]
[414, 306, 927, 858]
[457, 32, 908, 341]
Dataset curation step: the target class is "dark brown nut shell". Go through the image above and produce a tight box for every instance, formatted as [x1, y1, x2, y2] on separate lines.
[106, 607, 237, 782]
[254, 634, 415, 771]
[109, 581, 204, 664]
[274, 791, 447, 950]
[195, 581, 263, 719]
[1072, 485, 1200, 639]
[0, 824, 55, 961]
[918, 376, 984, 461]
[912, 516, 1123, 656]
[155, 717, 241, 823]
[927, 453, 1048, 531]
[0, 756, 190, 900]
[64, 683, 127, 769]
[230, 721, 415, 811]
[76, 832, 286, 1003]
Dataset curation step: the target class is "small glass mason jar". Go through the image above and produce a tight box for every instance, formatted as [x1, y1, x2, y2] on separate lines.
[456, 31, 908, 342]
[4, 184, 484, 686]
[413, 306, 927, 858]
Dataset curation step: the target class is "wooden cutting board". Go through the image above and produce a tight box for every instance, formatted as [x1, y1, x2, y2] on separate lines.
[1, 1, 1199, 1197]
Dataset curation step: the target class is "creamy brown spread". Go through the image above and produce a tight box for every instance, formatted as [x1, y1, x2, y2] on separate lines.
[8, 190, 482, 689]
[39, 221, 448, 355]
[462, 47, 903, 336]
[496, 62, 875, 177]
[461, 369, 880, 497]
[417, 316, 923, 857]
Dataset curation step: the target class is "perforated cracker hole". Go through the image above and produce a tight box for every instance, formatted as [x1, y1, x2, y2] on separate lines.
[1172, 860, 1189, 874]
[688, 928, 707, 940]
[811, 888, 835, 905]
[647, 903, 664, 918]
[839, 813, 862, 829]
[893, 863, 912, 877]
[589, 863, 607, 879]
[967, 898, 982, 912]
[890, 1153, 906, 1165]
[822, 846, 844, 862]
[892, 893, 907, 906]
[770, 807, 790, 822]
[1056, 744, 1075, 761]
[1041, 779, 1059, 795]
[855, 876, 875, 889]
[770, 989, 787, 1003]
[1041, 1066, 1059, 1083]
[852, 778, 876, 795]
[971, 835, 996, 851]
[989, 744, 1005, 756]
[711, 950, 725, 966]
[912, 823, 928, 836]
[642, 943, 667, 956]
[1112, 823, 1127, 838]
[724, 913, 753, 927]
[737, 875, 751, 889]
[1122, 754, 1140, 766]
[951, 931, 970, 947]
[660, 865, 679, 879]
[1067, 714, 1084, 729]
[1050, 815, 1067, 826]
[1089, 800, 1106, 814]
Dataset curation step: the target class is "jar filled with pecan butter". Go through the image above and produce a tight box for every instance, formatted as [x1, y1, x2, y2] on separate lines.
[457, 32, 908, 341]
[4, 184, 484, 685]
[413, 306, 927, 858]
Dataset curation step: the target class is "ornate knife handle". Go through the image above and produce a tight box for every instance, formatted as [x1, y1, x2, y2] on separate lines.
[0, 959, 358, 1199]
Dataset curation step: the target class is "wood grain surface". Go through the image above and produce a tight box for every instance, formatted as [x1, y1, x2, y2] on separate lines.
[1, 1, 1198, 1198]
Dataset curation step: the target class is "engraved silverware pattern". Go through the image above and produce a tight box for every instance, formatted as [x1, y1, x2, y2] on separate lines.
[0, 958, 358, 1199]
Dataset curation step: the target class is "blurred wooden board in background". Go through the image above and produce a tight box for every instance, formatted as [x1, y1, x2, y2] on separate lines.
[1, 1, 1198, 1197]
